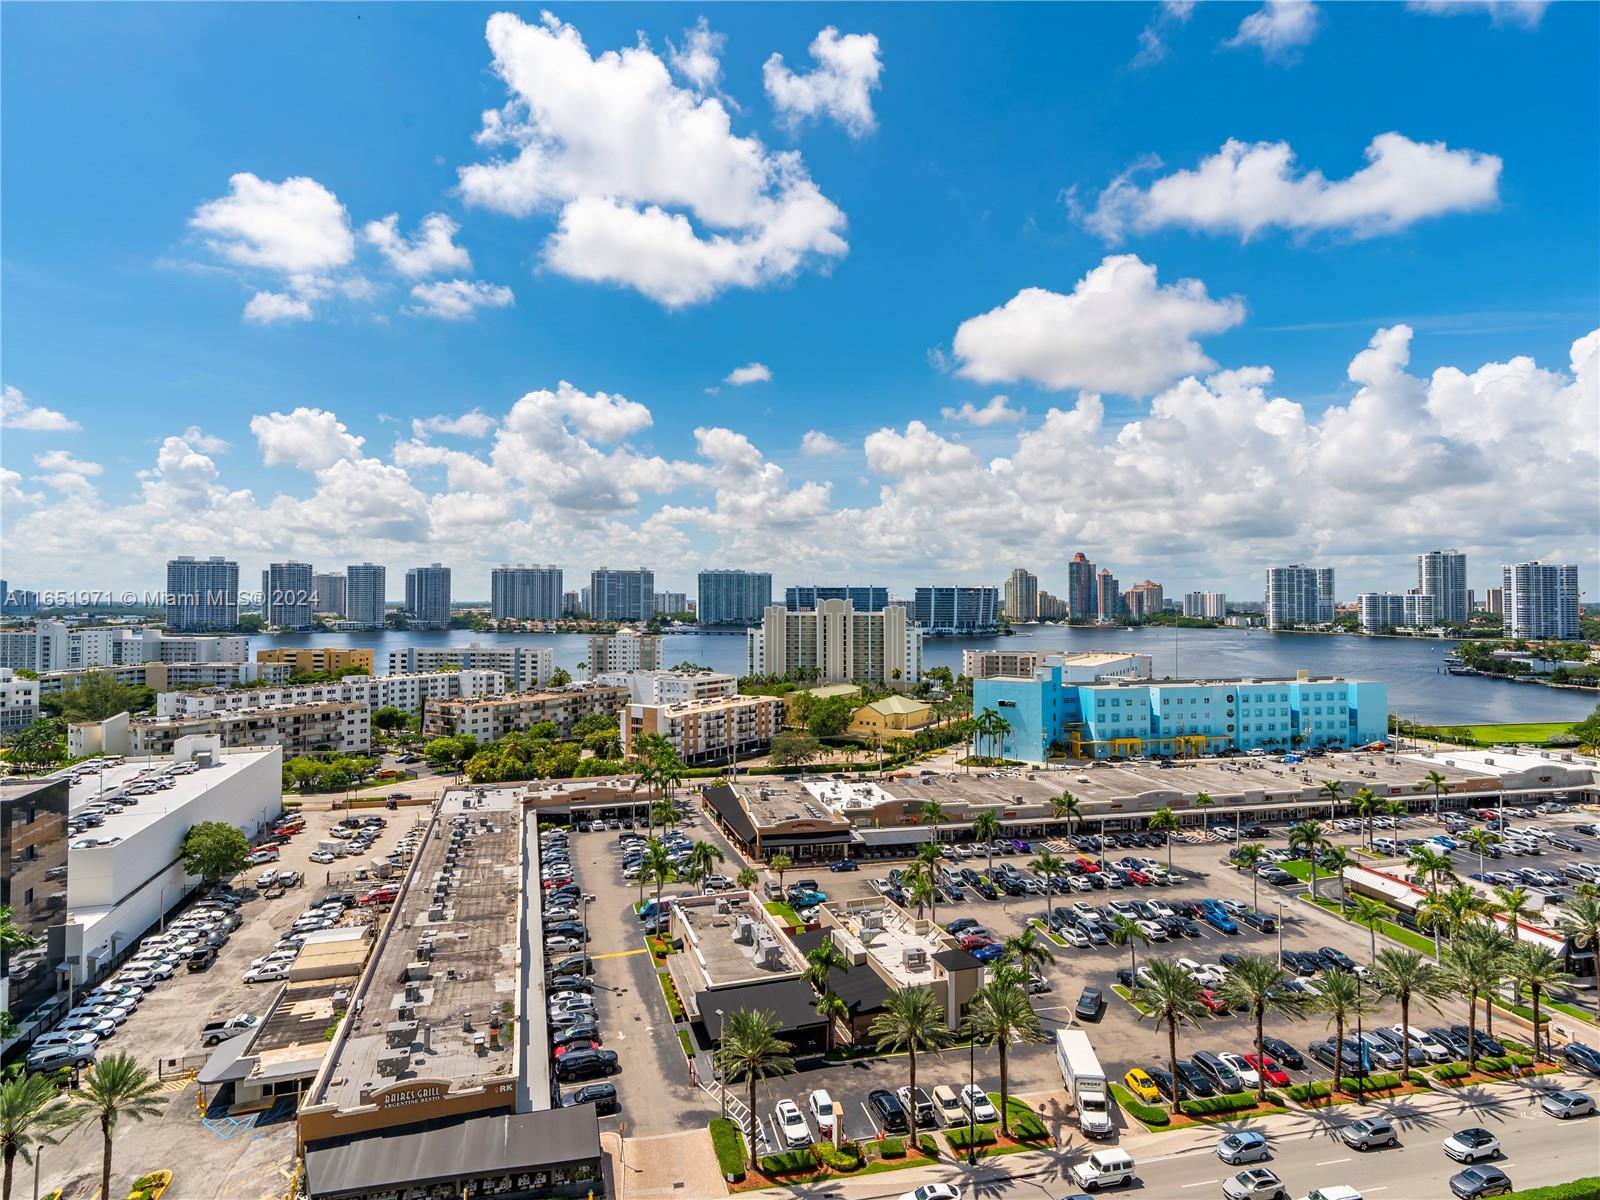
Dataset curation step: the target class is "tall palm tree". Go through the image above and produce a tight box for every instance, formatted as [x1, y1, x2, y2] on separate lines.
[686, 840, 725, 888]
[964, 970, 1044, 1136]
[1, 1073, 74, 1200]
[1462, 829, 1500, 876]
[914, 842, 943, 924]
[1557, 895, 1600, 1016]
[1408, 845, 1457, 903]
[1219, 954, 1304, 1100]
[1052, 790, 1081, 835]
[1028, 850, 1063, 931]
[1310, 970, 1369, 1096]
[971, 811, 1002, 878]
[735, 866, 758, 891]
[1353, 786, 1381, 852]
[1491, 885, 1532, 935]
[805, 937, 850, 997]
[716, 1010, 797, 1163]
[1467, 926, 1514, 1039]
[1320, 846, 1355, 910]
[1288, 820, 1328, 900]
[1001, 925, 1055, 978]
[71, 1052, 164, 1200]
[768, 853, 793, 897]
[1148, 807, 1180, 870]
[1504, 943, 1575, 1060]
[1131, 959, 1204, 1105]
[1350, 895, 1391, 962]
[642, 838, 676, 906]
[1194, 792, 1214, 836]
[1371, 948, 1447, 1069]
[1233, 843, 1266, 911]
[651, 796, 679, 835]
[1109, 914, 1150, 975]
[920, 800, 947, 846]
[1443, 934, 1502, 1070]
[1419, 769, 1451, 820]
[870, 987, 953, 1149]
[814, 992, 850, 1054]
[973, 707, 1003, 760]
[905, 868, 938, 922]
[1318, 779, 1344, 823]
[1383, 798, 1408, 830]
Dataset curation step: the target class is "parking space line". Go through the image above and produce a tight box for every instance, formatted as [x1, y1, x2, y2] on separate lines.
[1180, 1180, 1219, 1189]
[1315, 1157, 1351, 1166]
[592, 948, 647, 959]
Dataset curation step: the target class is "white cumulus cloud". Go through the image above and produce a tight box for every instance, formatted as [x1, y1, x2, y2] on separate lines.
[1, 385, 80, 432]
[1086, 133, 1501, 243]
[942, 395, 1027, 426]
[458, 11, 849, 308]
[800, 430, 842, 456]
[364, 213, 473, 278]
[180, 426, 232, 453]
[724, 362, 772, 386]
[407, 279, 515, 320]
[251, 407, 366, 472]
[1407, 0, 1547, 28]
[764, 27, 883, 137]
[412, 411, 498, 439]
[668, 16, 725, 92]
[951, 255, 1245, 395]
[243, 291, 314, 324]
[191, 173, 355, 275]
[1226, 0, 1321, 59]
[33, 450, 103, 495]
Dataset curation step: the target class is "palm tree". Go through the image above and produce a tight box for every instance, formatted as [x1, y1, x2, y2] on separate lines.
[687, 840, 725, 888]
[716, 1010, 797, 1163]
[1353, 786, 1381, 852]
[651, 796, 679, 836]
[870, 988, 953, 1150]
[1504, 943, 1575, 1061]
[1384, 798, 1408, 830]
[1371, 948, 1447, 1070]
[1233, 843, 1266, 911]
[913, 842, 943, 924]
[1491, 885, 1532, 936]
[1310, 970, 1370, 1096]
[1462, 829, 1500, 876]
[1219, 954, 1304, 1100]
[1194, 792, 1214, 835]
[71, 1052, 164, 1200]
[920, 800, 947, 846]
[1028, 850, 1064, 931]
[1288, 820, 1328, 899]
[1, 1073, 74, 1200]
[1320, 846, 1355, 910]
[971, 811, 1002, 878]
[1131, 959, 1204, 1105]
[1407, 844, 1457, 906]
[973, 707, 1003, 760]
[735, 866, 758, 891]
[965, 969, 1044, 1136]
[1148, 807, 1180, 870]
[1319, 779, 1345, 823]
[1468, 926, 1514, 1039]
[642, 838, 676, 906]
[1052, 790, 1081, 835]
[814, 992, 850, 1054]
[1109, 914, 1150, 975]
[804, 936, 850, 997]
[1419, 768, 1451, 820]
[905, 868, 938, 922]
[1443, 935, 1500, 1070]
[1348, 895, 1390, 961]
[1001, 925, 1055, 978]
[769, 853, 793, 898]
[1557, 895, 1600, 1016]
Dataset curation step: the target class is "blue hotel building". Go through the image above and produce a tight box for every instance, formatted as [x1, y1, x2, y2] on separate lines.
[974, 664, 1388, 761]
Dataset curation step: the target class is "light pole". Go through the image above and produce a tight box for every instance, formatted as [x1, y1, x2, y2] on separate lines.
[1275, 899, 1286, 966]
[715, 1008, 726, 1121]
[967, 1037, 976, 1165]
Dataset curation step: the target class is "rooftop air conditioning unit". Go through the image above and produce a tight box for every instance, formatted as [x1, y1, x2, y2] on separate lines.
[733, 916, 755, 945]
[760, 943, 785, 968]
[902, 946, 927, 969]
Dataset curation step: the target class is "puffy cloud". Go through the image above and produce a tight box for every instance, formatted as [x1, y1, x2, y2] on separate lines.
[191, 173, 355, 275]
[764, 27, 883, 137]
[180, 426, 232, 453]
[250, 407, 366, 472]
[800, 430, 842, 456]
[411, 411, 497, 439]
[1, 385, 79, 431]
[1406, 0, 1547, 28]
[1087, 134, 1501, 243]
[1226, 0, 1321, 59]
[668, 16, 725, 92]
[33, 450, 103, 495]
[1, 467, 41, 508]
[951, 255, 1245, 395]
[407, 279, 515, 320]
[1134, 0, 1196, 66]
[692, 426, 764, 474]
[364, 213, 473, 277]
[243, 291, 313, 324]
[458, 11, 847, 307]
[942, 395, 1026, 426]
[724, 362, 772, 386]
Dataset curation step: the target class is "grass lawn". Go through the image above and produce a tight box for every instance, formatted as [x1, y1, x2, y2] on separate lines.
[1301, 894, 1438, 956]
[1027, 918, 1069, 947]
[764, 901, 804, 930]
[1110, 983, 1155, 1016]
[1447, 722, 1575, 746]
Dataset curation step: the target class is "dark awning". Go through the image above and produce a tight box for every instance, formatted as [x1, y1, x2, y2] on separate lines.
[196, 1032, 257, 1085]
[305, 1107, 600, 1199]
[932, 947, 982, 973]
[695, 979, 825, 1040]
[702, 783, 758, 845]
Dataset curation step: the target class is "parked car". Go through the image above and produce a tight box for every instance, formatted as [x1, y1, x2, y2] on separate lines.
[1561, 1043, 1600, 1075]
[1340, 1117, 1398, 1151]
[553, 1049, 619, 1081]
[959, 1084, 997, 1123]
[1076, 986, 1104, 1021]
[868, 1089, 909, 1134]
[774, 1099, 811, 1147]
[562, 1083, 619, 1115]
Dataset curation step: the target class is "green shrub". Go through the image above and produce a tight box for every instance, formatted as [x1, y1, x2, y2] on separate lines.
[816, 1142, 863, 1171]
[677, 1029, 694, 1059]
[759, 1148, 816, 1175]
[1435, 1063, 1471, 1082]
[1179, 1090, 1261, 1117]
[915, 1134, 940, 1158]
[876, 1136, 906, 1159]
[992, 1093, 1049, 1140]
[1109, 1082, 1170, 1126]
[709, 1118, 746, 1181]
[1499, 1179, 1600, 1200]
[946, 1123, 998, 1150]
[657, 971, 685, 1021]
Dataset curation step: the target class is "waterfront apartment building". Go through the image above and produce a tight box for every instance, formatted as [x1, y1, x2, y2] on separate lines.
[784, 585, 888, 612]
[385, 643, 553, 691]
[1067, 553, 1097, 619]
[588, 567, 654, 621]
[405, 563, 452, 629]
[623, 694, 785, 765]
[156, 668, 504, 720]
[262, 562, 315, 630]
[165, 556, 238, 631]
[594, 669, 738, 705]
[0, 669, 40, 734]
[1502, 561, 1580, 639]
[121, 700, 370, 756]
[1183, 592, 1228, 620]
[586, 631, 662, 674]
[962, 650, 1041, 680]
[256, 647, 376, 676]
[1485, 587, 1505, 616]
[1265, 564, 1335, 629]
[422, 683, 629, 741]
[111, 629, 249, 665]
[312, 572, 346, 618]
[963, 649, 1152, 683]
[344, 563, 387, 629]
[913, 586, 1000, 635]
[1124, 580, 1164, 622]
[490, 564, 563, 620]
[562, 590, 581, 616]
[698, 569, 772, 627]
[653, 592, 688, 615]
[747, 601, 922, 685]
[1357, 592, 1435, 632]
[1003, 568, 1038, 623]
[1417, 549, 1468, 626]
[1037, 591, 1068, 621]
[38, 661, 287, 695]
[1095, 570, 1121, 621]
[0, 621, 118, 673]
[974, 664, 1388, 761]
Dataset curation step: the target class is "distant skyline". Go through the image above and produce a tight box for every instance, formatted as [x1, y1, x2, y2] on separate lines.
[2, 4, 1595, 598]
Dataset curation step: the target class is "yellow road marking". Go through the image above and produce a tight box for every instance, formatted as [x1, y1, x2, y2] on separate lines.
[593, 948, 647, 960]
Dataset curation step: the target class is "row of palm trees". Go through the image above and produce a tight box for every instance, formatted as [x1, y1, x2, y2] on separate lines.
[1, 1053, 165, 1200]
[718, 930, 1056, 1165]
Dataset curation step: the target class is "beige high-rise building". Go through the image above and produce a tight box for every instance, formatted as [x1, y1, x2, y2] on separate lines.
[745, 601, 922, 685]
[1003, 567, 1039, 623]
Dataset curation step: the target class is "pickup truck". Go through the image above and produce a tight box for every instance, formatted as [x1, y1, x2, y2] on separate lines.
[201, 1014, 260, 1046]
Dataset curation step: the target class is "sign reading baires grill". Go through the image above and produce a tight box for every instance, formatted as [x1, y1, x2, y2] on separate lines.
[299, 1077, 520, 1144]
[376, 1082, 445, 1109]
[369, 1079, 515, 1112]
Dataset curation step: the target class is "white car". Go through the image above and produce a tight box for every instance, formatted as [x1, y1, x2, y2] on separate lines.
[70, 1001, 133, 1026]
[899, 1187, 961, 1200]
[1219, 1053, 1262, 1089]
[1060, 925, 1091, 948]
[960, 1084, 997, 1123]
[1442, 1127, 1501, 1163]
[310, 850, 338, 864]
[244, 963, 289, 983]
[774, 1099, 811, 1147]
[124, 957, 176, 980]
[807, 1088, 837, 1137]
[545, 935, 582, 953]
[1137, 919, 1168, 941]
[1391, 1024, 1451, 1063]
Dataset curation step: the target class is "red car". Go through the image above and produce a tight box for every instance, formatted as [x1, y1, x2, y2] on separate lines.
[250, 844, 280, 858]
[1075, 857, 1101, 874]
[553, 1039, 600, 1058]
[1125, 869, 1151, 885]
[1245, 1054, 1290, 1086]
[959, 933, 993, 951]
[358, 888, 398, 906]
[542, 876, 574, 889]
[1198, 989, 1228, 1014]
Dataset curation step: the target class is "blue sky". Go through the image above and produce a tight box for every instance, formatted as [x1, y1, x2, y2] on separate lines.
[3, 1, 1596, 602]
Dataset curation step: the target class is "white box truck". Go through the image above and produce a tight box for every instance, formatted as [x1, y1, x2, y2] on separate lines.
[1057, 1029, 1113, 1138]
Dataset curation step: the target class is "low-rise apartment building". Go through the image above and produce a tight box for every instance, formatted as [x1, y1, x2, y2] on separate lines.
[113, 700, 370, 756]
[593, 669, 737, 705]
[385, 643, 553, 690]
[423, 684, 628, 741]
[0, 668, 40, 733]
[154, 669, 504, 720]
[623, 694, 784, 765]
[256, 647, 376, 676]
[960, 649, 1152, 683]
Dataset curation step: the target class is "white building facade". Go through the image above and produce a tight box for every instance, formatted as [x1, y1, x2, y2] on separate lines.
[387, 643, 553, 691]
[747, 601, 922, 685]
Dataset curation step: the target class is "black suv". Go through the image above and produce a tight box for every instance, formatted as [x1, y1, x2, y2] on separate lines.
[1075, 987, 1103, 1020]
[554, 1049, 620, 1081]
[563, 1083, 619, 1115]
[867, 1089, 909, 1134]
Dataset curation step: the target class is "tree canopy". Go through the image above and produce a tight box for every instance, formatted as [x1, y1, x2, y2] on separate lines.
[41, 672, 154, 722]
[181, 821, 250, 882]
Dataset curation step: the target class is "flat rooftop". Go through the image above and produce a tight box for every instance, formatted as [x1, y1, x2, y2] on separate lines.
[673, 892, 804, 988]
[826, 900, 952, 988]
[63, 749, 277, 841]
[317, 791, 520, 1110]
[732, 778, 855, 827]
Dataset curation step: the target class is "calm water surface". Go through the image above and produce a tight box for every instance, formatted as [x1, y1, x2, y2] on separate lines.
[262, 624, 1596, 725]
